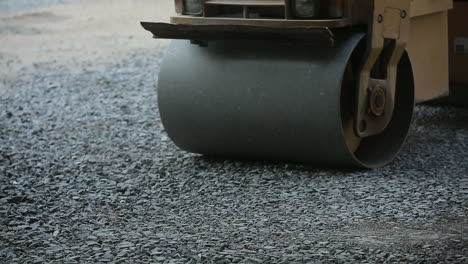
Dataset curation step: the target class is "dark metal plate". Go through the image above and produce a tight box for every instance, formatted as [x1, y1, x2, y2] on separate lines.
[141, 22, 334, 44]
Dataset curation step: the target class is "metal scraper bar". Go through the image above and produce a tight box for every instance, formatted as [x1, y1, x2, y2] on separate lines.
[141, 22, 335, 44]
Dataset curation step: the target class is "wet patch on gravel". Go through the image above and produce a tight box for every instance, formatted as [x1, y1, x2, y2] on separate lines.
[0, 46, 467, 263]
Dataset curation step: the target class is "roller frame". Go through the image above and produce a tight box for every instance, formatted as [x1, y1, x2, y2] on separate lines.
[143, 0, 450, 140]
[141, 0, 452, 167]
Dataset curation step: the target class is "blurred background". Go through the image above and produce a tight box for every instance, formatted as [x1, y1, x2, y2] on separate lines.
[0, 0, 172, 88]
[0, 0, 75, 13]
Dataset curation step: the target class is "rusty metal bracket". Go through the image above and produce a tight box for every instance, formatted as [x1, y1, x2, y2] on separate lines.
[355, 0, 411, 138]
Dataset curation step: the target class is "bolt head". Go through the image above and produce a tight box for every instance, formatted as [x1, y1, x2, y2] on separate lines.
[401, 10, 407, 19]
[377, 15, 383, 23]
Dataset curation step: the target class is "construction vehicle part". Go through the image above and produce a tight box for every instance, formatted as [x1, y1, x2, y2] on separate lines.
[292, 0, 321, 18]
[142, 0, 453, 168]
[157, 32, 415, 168]
[353, 0, 411, 138]
[141, 22, 334, 43]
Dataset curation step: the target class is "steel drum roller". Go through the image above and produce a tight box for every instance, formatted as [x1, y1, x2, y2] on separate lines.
[157, 32, 414, 168]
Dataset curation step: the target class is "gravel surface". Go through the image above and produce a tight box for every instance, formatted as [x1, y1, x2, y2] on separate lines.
[1, 1, 468, 263]
[1, 46, 467, 263]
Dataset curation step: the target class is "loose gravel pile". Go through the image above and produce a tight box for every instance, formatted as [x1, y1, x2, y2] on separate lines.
[1, 46, 468, 263]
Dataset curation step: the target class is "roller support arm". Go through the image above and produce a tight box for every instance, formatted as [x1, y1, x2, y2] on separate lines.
[354, 0, 411, 138]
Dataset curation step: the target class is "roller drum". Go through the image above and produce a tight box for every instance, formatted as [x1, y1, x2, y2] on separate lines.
[157, 32, 414, 168]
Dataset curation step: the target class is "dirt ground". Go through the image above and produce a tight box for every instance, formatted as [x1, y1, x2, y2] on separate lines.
[0, 0, 171, 87]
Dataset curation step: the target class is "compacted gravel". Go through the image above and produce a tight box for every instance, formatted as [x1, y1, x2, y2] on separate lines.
[1, 1, 468, 263]
[1, 46, 467, 263]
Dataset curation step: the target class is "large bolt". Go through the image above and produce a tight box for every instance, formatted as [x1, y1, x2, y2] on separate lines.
[401, 10, 407, 19]
[377, 14, 383, 23]
[370, 85, 386, 116]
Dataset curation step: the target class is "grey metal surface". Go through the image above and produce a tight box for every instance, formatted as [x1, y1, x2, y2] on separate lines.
[157, 31, 415, 168]
[169, 15, 353, 27]
[292, 0, 321, 18]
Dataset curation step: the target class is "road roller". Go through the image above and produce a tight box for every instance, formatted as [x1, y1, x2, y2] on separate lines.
[141, 0, 456, 168]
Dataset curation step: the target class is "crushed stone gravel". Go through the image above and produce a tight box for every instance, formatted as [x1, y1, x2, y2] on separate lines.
[0, 46, 467, 263]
